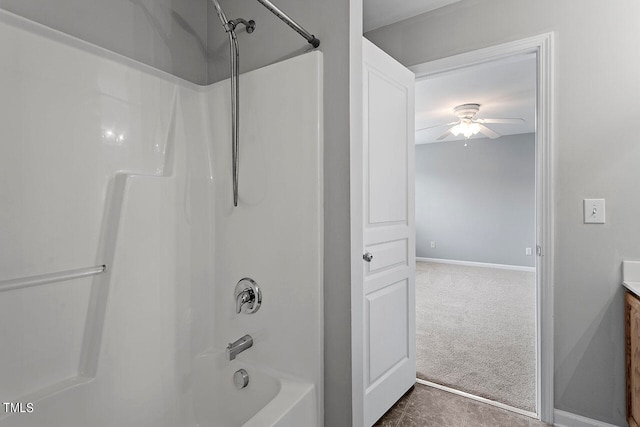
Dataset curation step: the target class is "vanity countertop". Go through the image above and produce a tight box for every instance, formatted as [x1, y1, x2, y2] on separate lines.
[623, 261, 640, 298]
[624, 281, 640, 299]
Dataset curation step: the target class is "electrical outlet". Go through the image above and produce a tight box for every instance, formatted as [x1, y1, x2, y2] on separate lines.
[526, 247, 532, 256]
[584, 199, 605, 224]
[430, 241, 436, 248]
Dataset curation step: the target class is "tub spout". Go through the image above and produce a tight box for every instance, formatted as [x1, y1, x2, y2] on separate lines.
[227, 334, 253, 360]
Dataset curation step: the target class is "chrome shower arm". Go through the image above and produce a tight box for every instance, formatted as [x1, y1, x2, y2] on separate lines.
[229, 18, 256, 33]
[211, 0, 256, 34]
[255, 0, 320, 48]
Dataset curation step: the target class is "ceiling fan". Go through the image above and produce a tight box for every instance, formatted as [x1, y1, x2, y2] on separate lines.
[417, 103, 525, 141]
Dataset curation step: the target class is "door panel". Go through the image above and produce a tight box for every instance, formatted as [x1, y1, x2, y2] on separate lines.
[362, 38, 415, 426]
[367, 71, 409, 225]
[365, 239, 408, 275]
[367, 279, 410, 384]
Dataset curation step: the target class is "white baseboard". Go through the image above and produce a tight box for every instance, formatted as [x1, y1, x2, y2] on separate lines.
[553, 409, 622, 427]
[416, 257, 536, 273]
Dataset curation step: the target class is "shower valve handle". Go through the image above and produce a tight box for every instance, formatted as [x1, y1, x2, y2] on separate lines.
[234, 278, 262, 314]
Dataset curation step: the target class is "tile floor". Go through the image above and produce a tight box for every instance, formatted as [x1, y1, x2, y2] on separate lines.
[374, 383, 550, 427]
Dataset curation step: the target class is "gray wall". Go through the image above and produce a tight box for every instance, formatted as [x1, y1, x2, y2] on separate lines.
[208, 1, 354, 425]
[0, 0, 208, 84]
[416, 134, 535, 267]
[367, 1, 640, 425]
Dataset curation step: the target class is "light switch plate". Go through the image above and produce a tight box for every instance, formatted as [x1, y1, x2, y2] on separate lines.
[584, 199, 605, 224]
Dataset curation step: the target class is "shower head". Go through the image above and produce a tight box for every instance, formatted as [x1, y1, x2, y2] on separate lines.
[208, 0, 319, 208]
[209, 0, 255, 207]
[210, 0, 232, 32]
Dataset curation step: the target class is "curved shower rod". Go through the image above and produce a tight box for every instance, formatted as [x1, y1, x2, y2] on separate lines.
[211, 0, 320, 207]
[255, 0, 320, 48]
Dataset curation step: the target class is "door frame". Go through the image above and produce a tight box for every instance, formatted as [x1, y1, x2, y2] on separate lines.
[407, 33, 555, 423]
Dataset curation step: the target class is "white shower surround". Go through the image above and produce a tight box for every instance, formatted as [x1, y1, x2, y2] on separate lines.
[0, 10, 322, 427]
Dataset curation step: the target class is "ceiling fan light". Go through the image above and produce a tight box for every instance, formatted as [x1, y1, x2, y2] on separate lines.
[451, 121, 481, 139]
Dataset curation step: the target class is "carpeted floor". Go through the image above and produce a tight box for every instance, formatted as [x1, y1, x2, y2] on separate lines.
[415, 261, 536, 412]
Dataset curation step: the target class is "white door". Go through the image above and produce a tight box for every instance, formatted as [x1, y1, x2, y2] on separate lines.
[360, 38, 415, 426]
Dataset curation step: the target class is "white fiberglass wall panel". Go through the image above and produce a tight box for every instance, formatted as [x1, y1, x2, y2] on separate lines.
[0, 11, 177, 280]
[207, 51, 324, 424]
[0, 279, 91, 400]
[0, 11, 212, 426]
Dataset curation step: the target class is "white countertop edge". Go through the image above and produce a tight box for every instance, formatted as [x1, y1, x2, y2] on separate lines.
[623, 260, 640, 282]
[622, 261, 640, 297]
[623, 281, 640, 298]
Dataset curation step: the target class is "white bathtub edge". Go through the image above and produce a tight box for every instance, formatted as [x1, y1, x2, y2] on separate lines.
[243, 380, 317, 427]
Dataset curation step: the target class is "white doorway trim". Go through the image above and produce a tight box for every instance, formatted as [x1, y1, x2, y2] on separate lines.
[409, 33, 555, 424]
[416, 378, 537, 419]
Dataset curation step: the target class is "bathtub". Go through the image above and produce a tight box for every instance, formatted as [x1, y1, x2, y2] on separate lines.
[0, 351, 316, 427]
[192, 352, 317, 427]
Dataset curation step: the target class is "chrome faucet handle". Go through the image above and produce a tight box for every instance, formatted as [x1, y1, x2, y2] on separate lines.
[236, 289, 253, 313]
[234, 278, 262, 314]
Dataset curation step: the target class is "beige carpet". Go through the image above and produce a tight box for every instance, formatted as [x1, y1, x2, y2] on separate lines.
[416, 261, 536, 412]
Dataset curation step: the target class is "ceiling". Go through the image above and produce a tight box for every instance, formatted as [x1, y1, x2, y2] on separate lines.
[363, 0, 461, 32]
[414, 54, 536, 144]
[364, 3, 536, 145]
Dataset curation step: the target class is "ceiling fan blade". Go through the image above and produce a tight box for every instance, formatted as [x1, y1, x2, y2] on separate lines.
[415, 121, 458, 132]
[478, 124, 501, 139]
[477, 118, 525, 124]
[436, 129, 452, 140]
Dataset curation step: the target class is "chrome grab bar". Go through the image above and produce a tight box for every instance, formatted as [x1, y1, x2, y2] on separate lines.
[0, 265, 107, 293]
